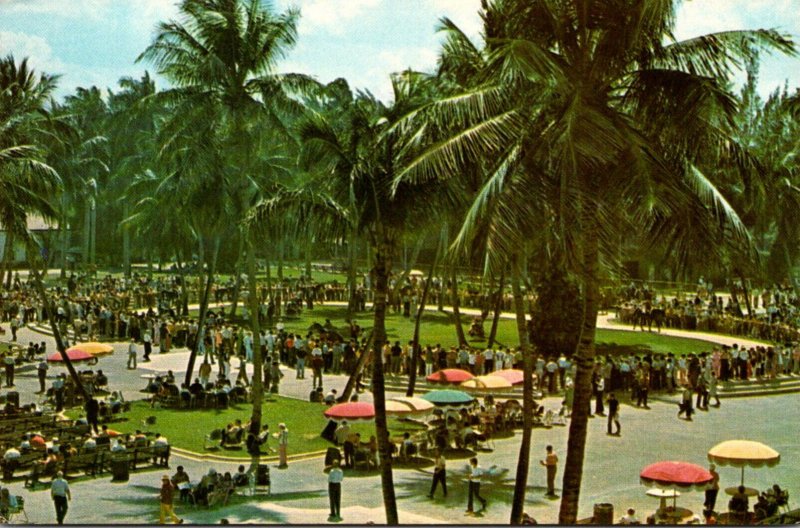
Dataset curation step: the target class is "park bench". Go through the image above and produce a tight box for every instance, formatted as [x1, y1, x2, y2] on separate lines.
[131, 445, 171, 469]
[62, 450, 101, 477]
[1, 451, 42, 480]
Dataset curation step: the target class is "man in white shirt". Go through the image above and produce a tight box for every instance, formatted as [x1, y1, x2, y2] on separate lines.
[327, 459, 344, 521]
[51, 471, 71, 524]
[127, 339, 138, 369]
[466, 457, 487, 514]
[619, 508, 640, 524]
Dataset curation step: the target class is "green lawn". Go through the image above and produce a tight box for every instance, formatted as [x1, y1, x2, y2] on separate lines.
[211, 304, 716, 357]
[70, 398, 426, 458]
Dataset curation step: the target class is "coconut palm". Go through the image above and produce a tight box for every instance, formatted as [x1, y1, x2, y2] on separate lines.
[394, 0, 795, 522]
[138, 0, 314, 475]
[0, 55, 88, 396]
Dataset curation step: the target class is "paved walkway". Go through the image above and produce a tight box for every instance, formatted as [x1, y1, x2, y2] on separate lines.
[5, 304, 794, 525]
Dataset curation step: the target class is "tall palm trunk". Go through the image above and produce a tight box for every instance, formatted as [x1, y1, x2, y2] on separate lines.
[451, 267, 467, 346]
[510, 256, 533, 525]
[406, 248, 439, 397]
[371, 238, 398, 525]
[29, 264, 87, 399]
[558, 221, 600, 525]
[183, 237, 220, 387]
[487, 270, 505, 348]
[122, 202, 131, 277]
[229, 235, 245, 317]
[0, 231, 14, 290]
[60, 195, 69, 278]
[304, 231, 313, 278]
[346, 230, 359, 316]
[246, 236, 264, 470]
[338, 329, 374, 403]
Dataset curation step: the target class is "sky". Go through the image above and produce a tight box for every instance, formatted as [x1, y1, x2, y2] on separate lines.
[0, 0, 798, 103]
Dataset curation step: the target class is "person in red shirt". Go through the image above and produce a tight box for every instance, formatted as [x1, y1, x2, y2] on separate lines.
[159, 475, 183, 524]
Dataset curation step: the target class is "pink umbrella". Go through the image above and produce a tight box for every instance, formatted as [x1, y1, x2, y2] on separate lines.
[493, 369, 525, 385]
[640, 461, 713, 492]
[426, 368, 474, 384]
[324, 402, 375, 422]
[47, 350, 95, 363]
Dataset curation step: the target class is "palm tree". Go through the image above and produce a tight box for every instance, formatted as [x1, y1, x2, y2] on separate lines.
[394, 1, 795, 523]
[138, 0, 313, 476]
[0, 55, 87, 396]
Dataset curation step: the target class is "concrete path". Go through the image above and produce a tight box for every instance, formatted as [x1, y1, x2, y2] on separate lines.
[4, 303, 793, 525]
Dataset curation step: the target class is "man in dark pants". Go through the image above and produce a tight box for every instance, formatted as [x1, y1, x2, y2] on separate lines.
[327, 459, 343, 521]
[37, 359, 48, 393]
[85, 398, 100, 435]
[704, 463, 720, 514]
[466, 457, 487, 514]
[428, 449, 447, 498]
[607, 393, 621, 436]
[50, 471, 71, 524]
[4, 354, 15, 387]
[540, 445, 558, 497]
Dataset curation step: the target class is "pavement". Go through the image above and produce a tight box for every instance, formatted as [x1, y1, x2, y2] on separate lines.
[2, 304, 796, 525]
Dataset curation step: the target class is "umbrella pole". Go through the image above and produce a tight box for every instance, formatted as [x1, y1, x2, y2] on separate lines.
[741, 467, 744, 487]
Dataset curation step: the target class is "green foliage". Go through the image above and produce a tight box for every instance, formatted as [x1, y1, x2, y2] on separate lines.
[529, 265, 583, 359]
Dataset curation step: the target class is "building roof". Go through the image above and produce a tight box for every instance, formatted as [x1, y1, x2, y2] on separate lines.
[0, 215, 59, 232]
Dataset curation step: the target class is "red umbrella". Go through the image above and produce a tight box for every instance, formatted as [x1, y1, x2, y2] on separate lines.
[426, 368, 474, 384]
[47, 350, 94, 363]
[640, 461, 714, 492]
[324, 402, 375, 422]
[493, 369, 525, 385]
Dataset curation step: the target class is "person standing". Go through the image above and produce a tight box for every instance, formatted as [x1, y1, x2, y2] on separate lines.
[327, 458, 343, 521]
[465, 457, 487, 515]
[540, 445, 558, 497]
[50, 470, 71, 525]
[428, 449, 447, 499]
[37, 358, 48, 393]
[606, 393, 621, 436]
[159, 474, 183, 524]
[275, 423, 289, 468]
[704, 463, 720, 514]
[678, 384, 694, 421]
[4, 354, 15, 387]
[127, 338, 138, 369]
[143, 329, 152, 362]
[85, 397, 100, 435]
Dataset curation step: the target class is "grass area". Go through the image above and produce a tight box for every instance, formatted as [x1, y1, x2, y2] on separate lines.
[68, 398, 428, 458]
[206, 304, 717, 357]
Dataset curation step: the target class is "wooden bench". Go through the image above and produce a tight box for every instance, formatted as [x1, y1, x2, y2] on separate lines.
[131, 445, 170, 469]
[1, 451, 44, 480]
[62, 451, 102, 478]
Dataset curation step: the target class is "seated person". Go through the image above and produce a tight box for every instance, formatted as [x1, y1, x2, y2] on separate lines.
[192, 468, 219, 506]
[2, 446, 21, 479]
[729, 485, 750, 516]
[94, 370, 108, 389]
[309, 387, 323, 403]
[132, 430, 148, 447]
[147, 376, 164, 394]
[165, 370, 176, 384]
[222, 420, 243, 445]
[399, 432, 416, 460]
[171, 465, 192, 501]
[108, 391, 125, 413]
[83, 434, 97, 450]
[324, 389, 338, 406]
[189, 378, 205, 396]
[232, 465, 249, 487]
[152, 433, 170, 465]
[0, 488, 18, 518]
[619, 508, 640, 525]
[367, 435, 379, 468]
[179, 383, 192, 407]
[208, 472, 235, 507]
[110, 438, 127, 453]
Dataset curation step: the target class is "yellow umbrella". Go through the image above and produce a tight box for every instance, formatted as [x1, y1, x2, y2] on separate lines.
[68, 342, 114, 356]
[460, 375, 513, 392]
[708, 440, 780, 486]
